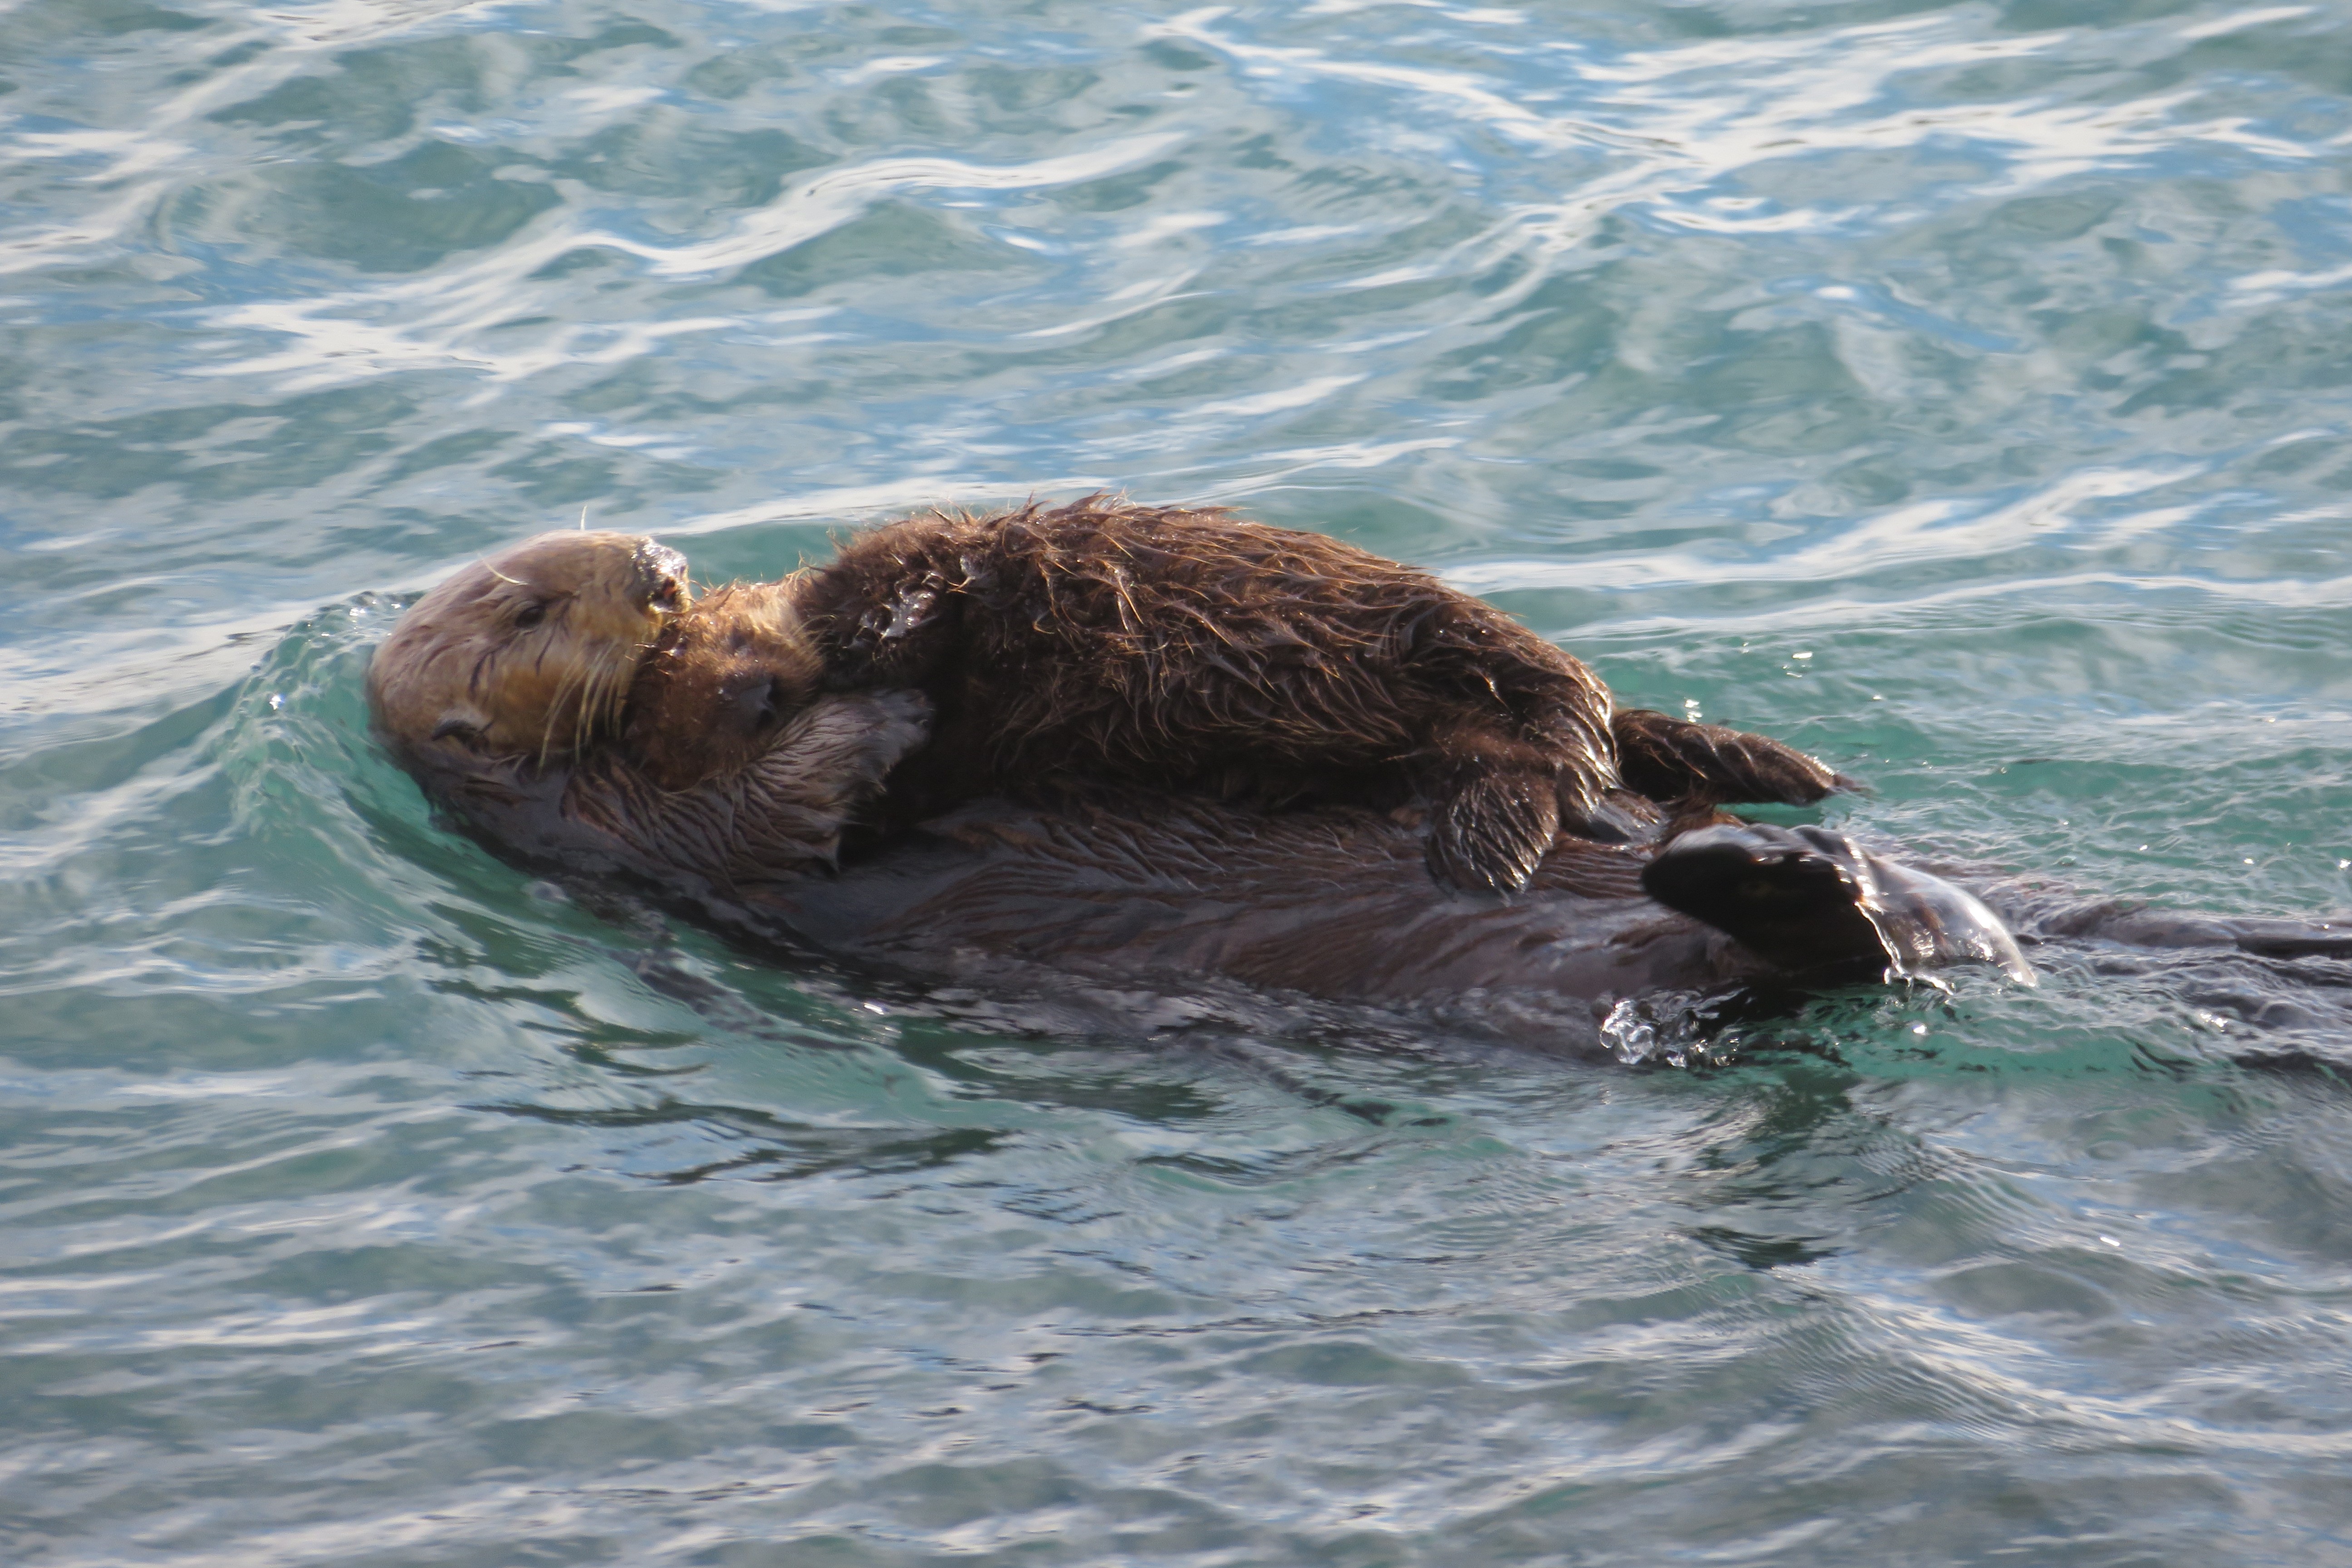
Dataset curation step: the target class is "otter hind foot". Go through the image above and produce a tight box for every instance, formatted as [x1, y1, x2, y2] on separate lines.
[1642, 823, 2030, 983]
[1612, 708, 1850, 808]
[1426, 767, 1562, 895]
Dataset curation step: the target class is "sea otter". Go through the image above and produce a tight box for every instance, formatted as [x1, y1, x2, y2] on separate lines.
[365, 527, 2352, 1062]
[617, 497, 1849, 892]
[366, 525, 2035, 1039]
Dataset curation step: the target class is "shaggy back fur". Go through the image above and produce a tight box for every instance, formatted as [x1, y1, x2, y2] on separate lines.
[792, 496, 1621, 892]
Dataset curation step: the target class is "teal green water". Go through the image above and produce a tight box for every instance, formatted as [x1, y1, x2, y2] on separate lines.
[8, 1, 2352, 1562]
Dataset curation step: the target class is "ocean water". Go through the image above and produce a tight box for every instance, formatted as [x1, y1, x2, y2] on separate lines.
[8, 0, 2352, 1562]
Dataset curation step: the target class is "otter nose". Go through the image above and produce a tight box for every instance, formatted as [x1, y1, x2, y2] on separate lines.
[632, 541, 691, 614]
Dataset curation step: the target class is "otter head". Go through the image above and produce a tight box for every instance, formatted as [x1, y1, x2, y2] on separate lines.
[618, 580, 826, 792]
[367, 530, 690, 765]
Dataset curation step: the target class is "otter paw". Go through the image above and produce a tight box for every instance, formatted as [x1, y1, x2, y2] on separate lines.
[826, 689, 936, 786]
[1425, 769, 1561, 896]
[1641, 823, 1889, 976]
[1641, 823, 2030, 982]
[1612, 708, 1849, 807]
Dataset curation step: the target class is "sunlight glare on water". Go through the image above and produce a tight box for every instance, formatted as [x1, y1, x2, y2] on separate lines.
[5, 1, 2352, 1563]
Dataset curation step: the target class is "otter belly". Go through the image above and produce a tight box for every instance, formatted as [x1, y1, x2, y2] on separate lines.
[681, 796, 2031, 1054]
[733, 798, 1934, 1005]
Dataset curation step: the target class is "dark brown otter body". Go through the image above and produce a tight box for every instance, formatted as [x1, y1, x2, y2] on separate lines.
[406, 754, 2027, 1052]
[622, 497, 1847, 892]
[365, 530, 2004, 1041]
[764, 798, 2028, 1014]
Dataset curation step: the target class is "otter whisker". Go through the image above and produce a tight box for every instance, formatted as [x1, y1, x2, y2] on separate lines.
[535, 656, 593, 771]
[586, 635, 648, 745]
[540, 635, 632, 769]
[573, 646, 624, 752]
[592, 643, 635, 738]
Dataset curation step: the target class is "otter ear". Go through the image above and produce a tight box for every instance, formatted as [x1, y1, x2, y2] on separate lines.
[429, 706, 493, 747]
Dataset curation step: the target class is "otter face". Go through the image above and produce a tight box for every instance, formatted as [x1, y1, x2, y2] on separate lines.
[368, 530, 690, 764]
[619, 581, 826, 792]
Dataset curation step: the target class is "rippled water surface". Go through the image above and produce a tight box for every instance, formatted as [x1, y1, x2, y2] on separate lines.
[10, 1, 2352, 1562]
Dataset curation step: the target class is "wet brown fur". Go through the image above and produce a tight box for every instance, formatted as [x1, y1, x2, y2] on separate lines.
[621, 581, 823, 794]
[622, 496, 1845, 892]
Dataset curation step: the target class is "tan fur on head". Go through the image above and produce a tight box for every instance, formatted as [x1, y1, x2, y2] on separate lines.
[617, 579, 825, 793]
[368, 530, 691, 765]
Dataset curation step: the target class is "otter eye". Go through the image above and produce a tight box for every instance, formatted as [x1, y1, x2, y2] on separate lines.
[514, 601, 549, 629]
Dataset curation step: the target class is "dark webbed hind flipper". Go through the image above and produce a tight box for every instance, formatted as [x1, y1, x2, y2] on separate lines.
[1641, 824, 1887, 976]
[1612, 707, 1852, 807]
[1642, 823, 2031, 982]
[1426, 766, 1561, 896]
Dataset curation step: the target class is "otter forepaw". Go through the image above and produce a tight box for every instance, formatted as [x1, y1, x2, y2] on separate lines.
[844, 688, 936, 779]
[741, 691, 932, 826]
[1426, 769, 1561, 896]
